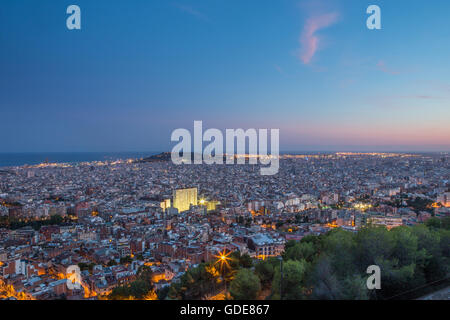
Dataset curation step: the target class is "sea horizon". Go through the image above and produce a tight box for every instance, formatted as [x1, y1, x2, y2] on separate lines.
[0, 150, 448, 168]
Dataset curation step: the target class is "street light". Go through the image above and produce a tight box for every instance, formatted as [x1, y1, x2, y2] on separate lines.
[215, 250, 232, 295]
[278, 256, 283, 300]
[215, 250, 231, 269]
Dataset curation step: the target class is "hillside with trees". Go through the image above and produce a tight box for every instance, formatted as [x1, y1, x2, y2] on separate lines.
[167, 217, 450, 300]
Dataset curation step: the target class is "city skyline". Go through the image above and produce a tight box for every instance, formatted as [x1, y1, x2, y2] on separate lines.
[1, 0, 450, 152]
[1, 152, 449, 300]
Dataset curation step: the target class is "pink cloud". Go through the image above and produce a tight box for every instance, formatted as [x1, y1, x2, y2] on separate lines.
[376, 60, 400, 75]
[414, 95, 435, 99]
[274, 64, 284, 74]
[299, 12, 339, 64]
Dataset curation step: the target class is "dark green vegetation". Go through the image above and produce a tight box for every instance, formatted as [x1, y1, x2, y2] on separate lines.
[108, 266, 155, 300]
[229, 269, 261, 300]
[168, 217, 450, 300]
[406, 197, 435, 214]
[78, 262, 96, 272]
[167, 251, 254, 300]
[0, 214, 73, 230]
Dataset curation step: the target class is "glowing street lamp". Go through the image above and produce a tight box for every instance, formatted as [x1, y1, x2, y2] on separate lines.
[214, 249, 233, 296]
[214, 249, 231, 270]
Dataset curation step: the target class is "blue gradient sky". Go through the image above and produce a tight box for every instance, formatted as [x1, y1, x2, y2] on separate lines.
[1, 0, 449, 152]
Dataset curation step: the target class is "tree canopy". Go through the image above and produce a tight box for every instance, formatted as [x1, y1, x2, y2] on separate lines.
[167, 221, 450, 300]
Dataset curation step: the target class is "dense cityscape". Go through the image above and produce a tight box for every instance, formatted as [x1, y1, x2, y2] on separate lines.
[0, 152, 449, 300]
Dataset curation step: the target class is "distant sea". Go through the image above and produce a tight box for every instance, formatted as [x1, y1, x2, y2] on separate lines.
[0, 150, 441, 168]
[0, 152, 160, 168]
[0, 151, 324, 167]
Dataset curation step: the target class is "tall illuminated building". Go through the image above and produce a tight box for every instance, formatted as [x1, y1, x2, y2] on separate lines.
[173, 187, 198, 212]
[160, 199, 171, 210]
[206, 200, 220, 212]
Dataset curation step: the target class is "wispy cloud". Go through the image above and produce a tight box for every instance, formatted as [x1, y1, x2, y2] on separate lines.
[397, 94, 443, 101]
[299, 12, 339, 64]
[376, 60, 400, 75]
[412, 95, 435, 100]
[173, 3, 209, 22]
[368, 93, 447, 110]
[274, 64, 284, 74]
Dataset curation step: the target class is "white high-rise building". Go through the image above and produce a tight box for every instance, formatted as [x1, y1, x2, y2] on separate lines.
[173, 187, 198, 212]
